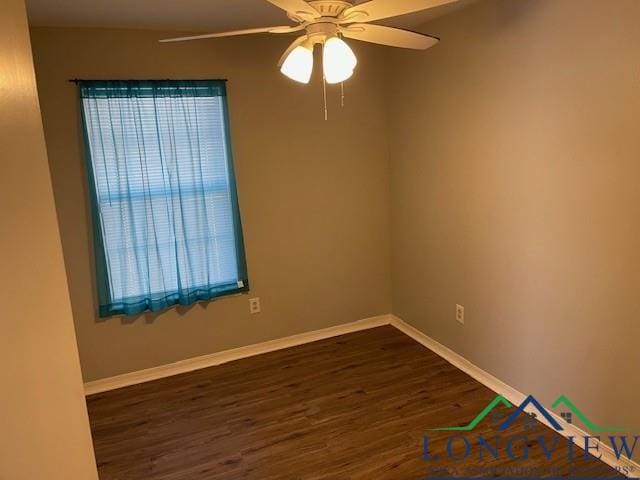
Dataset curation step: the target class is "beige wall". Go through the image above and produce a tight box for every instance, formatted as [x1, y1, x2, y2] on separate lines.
[28, 0, 640, 437]
[30, 27, 392, 382]
[0, 1, 98, 479]
[389, 0, 640, 430]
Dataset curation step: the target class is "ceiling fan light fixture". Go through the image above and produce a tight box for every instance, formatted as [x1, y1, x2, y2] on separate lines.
[280, 44, 314, 84]
[161, 0, 450, 90]
[322, 36, 357, 84]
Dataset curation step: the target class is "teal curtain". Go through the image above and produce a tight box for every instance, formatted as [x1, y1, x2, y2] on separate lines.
[79, 80, 249, 317]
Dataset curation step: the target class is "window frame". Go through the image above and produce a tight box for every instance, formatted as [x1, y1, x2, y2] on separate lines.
[79, 79, 249, 318]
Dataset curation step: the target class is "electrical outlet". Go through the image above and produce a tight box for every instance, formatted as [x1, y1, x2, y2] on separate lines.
[456, 304, 465, 325]
[249, 297, 261, 314]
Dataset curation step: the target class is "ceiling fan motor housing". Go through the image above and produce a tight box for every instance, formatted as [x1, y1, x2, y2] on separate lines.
[306, 22, 339, 44]
[287, 0, 353, 22]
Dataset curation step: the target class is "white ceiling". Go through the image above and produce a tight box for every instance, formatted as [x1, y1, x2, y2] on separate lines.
[26, 0, 477, 32]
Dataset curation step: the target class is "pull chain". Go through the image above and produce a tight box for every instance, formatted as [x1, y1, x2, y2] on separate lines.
[321, 39, 328, 121]
[340, 82, 345, 107]
[322, 74, 328, 121]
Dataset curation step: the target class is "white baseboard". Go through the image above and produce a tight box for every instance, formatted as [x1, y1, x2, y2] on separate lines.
[389, 314, 639, 478]
[84, 314, 393, 396]
[84, 312, 638, 476]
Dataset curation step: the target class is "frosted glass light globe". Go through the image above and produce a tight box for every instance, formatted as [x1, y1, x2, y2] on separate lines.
[323, 37, 357, 84]
[280, 45, 314, 84]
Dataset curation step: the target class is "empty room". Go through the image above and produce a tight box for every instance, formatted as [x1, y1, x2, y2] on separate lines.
[2, 0, 639, 479]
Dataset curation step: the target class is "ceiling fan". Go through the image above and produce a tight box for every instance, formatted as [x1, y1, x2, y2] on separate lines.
[161, 0, 457, 85]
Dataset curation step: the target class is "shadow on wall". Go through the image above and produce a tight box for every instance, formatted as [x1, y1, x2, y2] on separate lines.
[108, 297, 247, 326]
[493, 0, 544, 27]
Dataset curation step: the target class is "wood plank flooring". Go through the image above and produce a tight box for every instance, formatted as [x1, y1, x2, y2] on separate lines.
[87, 326, 621, 479]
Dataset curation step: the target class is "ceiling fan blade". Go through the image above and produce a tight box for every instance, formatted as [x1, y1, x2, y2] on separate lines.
[341, 0, 458, 23]
[266, 0, 321, 21]
[342, 24, 438, 50]
[160, 25, 301, 43]
[278, 35, 309, 67]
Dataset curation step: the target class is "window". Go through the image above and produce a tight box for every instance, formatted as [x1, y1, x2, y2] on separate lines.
[79, 80, 248, 317]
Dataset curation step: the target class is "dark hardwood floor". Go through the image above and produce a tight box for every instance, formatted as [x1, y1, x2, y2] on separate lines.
[87, 326, 620, 479]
